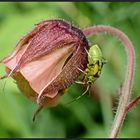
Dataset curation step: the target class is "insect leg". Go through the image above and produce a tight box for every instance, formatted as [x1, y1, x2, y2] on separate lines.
[75, 81, 85, 85]
[66, 84, 90, 105]
[75, 66, 87, 75]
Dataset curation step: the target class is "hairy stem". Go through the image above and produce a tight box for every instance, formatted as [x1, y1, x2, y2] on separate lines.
[126, 96, 140, 112]
[83, 25, 135, 138]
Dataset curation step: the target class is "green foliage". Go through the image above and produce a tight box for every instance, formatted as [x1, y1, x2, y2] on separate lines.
[0, 2, 140, 138]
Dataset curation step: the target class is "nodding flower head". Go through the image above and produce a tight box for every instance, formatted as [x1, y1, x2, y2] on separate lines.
[1, 19, 89, 107]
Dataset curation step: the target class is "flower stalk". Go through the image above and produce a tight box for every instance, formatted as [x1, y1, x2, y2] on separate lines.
[83, 25, 135, 138]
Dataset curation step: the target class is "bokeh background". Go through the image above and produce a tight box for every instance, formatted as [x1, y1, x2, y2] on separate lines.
[0, 2, 140, 138]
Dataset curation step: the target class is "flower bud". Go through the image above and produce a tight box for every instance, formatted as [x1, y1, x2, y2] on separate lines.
[1, 19, 89, 107]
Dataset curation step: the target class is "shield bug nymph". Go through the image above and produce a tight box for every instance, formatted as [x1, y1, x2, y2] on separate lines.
[68, 44, 107, 104]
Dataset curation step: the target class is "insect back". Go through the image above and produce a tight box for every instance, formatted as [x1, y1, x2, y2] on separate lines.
[85, 44, 107, 85]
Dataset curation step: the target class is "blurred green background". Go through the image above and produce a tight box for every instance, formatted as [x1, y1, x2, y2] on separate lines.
[0, 2, 140, 138]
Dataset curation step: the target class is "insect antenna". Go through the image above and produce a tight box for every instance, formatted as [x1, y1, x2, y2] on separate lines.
[32, 105, 44, 122]
[84, 47, 91, 58]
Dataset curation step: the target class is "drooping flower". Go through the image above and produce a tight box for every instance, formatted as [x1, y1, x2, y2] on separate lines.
[1, 19, 89, 108]
[1, 18, 136, 137]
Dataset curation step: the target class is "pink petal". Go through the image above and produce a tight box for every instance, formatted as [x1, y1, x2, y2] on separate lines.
[4, 44, 73, 98]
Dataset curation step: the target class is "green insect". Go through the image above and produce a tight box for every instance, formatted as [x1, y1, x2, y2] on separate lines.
[68, 44, 107, 104]
[33, 44, 106, 121]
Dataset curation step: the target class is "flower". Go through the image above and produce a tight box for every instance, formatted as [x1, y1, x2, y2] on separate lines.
[1, 19, 89, 107]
